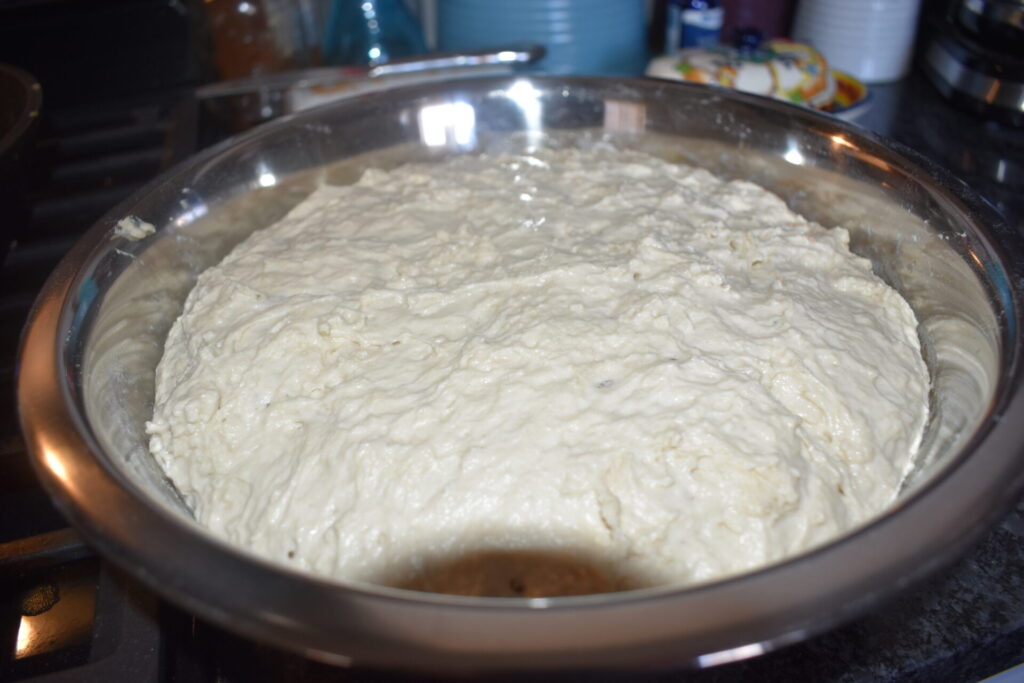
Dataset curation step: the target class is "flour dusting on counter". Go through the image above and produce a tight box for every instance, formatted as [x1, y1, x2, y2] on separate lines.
[146, 145, 929, 590]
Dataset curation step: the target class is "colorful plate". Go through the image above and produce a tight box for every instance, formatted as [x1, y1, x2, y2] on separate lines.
[826, 70, 871, 120]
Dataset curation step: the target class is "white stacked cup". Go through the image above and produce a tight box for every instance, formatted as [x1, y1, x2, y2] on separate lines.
[792, 0, 923, 83]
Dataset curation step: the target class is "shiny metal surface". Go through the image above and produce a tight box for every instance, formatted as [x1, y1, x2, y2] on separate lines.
[17, 76, 1024, 672]
[196, 44, 545, 99]
[924, 37, 1024, 114]
[961, 0, 1024, 33]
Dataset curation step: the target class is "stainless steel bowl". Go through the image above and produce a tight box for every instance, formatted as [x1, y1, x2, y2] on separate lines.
[18, 76, 1024, 672]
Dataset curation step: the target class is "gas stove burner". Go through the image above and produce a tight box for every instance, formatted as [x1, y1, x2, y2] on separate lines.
[923, 11, 1024, 127]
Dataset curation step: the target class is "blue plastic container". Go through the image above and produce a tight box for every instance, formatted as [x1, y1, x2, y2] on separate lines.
[437, 0, 648, 76]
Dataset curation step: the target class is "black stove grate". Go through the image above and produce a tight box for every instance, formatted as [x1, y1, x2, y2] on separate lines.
[0, 94, 183, 682]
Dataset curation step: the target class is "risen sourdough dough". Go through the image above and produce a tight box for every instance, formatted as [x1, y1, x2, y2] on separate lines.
[147, 145, 929, 590]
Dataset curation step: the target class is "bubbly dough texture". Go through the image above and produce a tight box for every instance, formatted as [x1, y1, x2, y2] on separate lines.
[147, 145, 929, 588]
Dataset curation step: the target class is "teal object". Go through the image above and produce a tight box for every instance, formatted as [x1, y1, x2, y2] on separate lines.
[322, 0, 427, 66]
[437, 0, 647, 76]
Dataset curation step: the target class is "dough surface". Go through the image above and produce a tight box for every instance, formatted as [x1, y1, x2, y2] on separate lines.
[147, 145, 929, 590]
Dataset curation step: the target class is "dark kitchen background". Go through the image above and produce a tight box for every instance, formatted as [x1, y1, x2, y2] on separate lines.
[1, 0, 1023, 680]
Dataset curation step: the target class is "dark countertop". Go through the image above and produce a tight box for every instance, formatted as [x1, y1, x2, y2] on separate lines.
[858, 72, 1024, 228]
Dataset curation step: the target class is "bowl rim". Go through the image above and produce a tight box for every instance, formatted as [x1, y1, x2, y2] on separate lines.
[17, 74, 1024, 671]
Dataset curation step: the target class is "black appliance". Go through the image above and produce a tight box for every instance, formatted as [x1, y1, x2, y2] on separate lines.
[923, 0, 1024, 126]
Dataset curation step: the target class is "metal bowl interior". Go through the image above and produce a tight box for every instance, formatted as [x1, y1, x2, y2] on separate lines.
[17, 76, 1024, 672]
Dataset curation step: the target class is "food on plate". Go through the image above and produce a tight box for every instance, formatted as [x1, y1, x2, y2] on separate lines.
[646, 40, 838, 109]
[146, 145, 929, 594]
